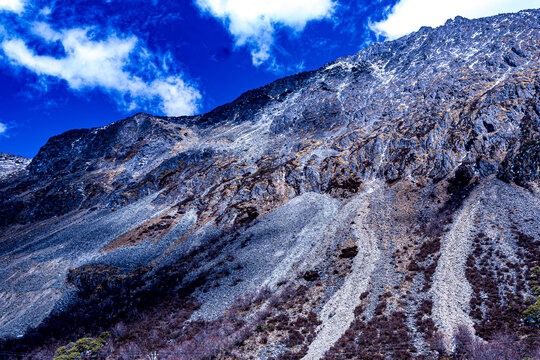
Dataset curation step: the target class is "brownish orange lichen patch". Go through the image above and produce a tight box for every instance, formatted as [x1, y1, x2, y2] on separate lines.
[68, 264, 123, 286]
[161, 164, 297, 256]
[100, 209, 180, 253]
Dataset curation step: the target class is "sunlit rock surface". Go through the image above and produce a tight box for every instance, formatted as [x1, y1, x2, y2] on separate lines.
[0, 153, 30, 180]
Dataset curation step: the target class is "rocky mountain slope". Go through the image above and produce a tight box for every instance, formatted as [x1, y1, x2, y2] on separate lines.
[0, 8, 539, 360]
[0, 153, 30, 180]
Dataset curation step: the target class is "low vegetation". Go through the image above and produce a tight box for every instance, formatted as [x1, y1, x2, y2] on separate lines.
[53, 332, 110, 360]
[523, 266, 540, 326]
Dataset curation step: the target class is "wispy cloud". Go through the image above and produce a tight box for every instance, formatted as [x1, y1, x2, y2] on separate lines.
[195, 0, 336, 66]
[0, 21, 202, 116]
[0, 121, 7, 137]
[0, 0, 25, 13]
[371, 0, 540, 40]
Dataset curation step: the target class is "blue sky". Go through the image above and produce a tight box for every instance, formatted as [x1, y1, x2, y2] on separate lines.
[0, 0, 537, 158]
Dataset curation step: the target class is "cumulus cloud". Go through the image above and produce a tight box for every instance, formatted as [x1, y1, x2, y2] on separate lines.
[371, 0, 540, 40]
[195, 0, 336, 66]
[0, 0, 25, 13]
[0, 122, 6, 135]
[1, 23, 201, 116]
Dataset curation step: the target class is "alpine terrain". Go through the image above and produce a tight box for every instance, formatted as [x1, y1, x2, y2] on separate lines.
[0, 8, 539, 360]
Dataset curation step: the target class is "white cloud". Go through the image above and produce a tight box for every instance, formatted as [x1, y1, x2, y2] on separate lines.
[1, 23, 202, 116]
[195, 0, 336, 65]
[371, 0, 539, 40]
[0, 122, 6, 135]
[0, 0, 25, 13]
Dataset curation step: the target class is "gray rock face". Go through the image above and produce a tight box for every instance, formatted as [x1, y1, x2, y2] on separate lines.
[0, 153, 30, 180]
[0, 9, 539, 359]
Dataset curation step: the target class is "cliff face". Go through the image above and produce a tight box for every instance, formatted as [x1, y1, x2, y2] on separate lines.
[0, 9, 539, 359]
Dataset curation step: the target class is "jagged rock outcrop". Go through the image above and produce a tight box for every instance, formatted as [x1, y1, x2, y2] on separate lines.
[0, 153, 30, 180]
[0, 8, 539, 360]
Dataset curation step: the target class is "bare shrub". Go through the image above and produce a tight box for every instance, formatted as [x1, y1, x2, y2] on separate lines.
[118, 342, 142, 360]
[268, 293, 281, 308]
[426, 331, 446, 356]
[453, 324, 474, 356]
[254, 308, 272, 324]
[230, 296, 253, 313]
[253, 286, 272, 304]
[268, 284, 296, 308]
[465, 334, 521, 360]
[22, 344, 57, 360]
[448, 325, 539, 360]
[111, 321, 127, 338]
[230, 326, 252, 347]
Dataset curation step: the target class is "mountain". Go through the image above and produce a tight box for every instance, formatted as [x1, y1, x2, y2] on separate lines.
[0, 8, 539, 360]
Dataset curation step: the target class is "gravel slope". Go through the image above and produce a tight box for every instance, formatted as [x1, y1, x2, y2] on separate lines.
[303, 185, 381, 360]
